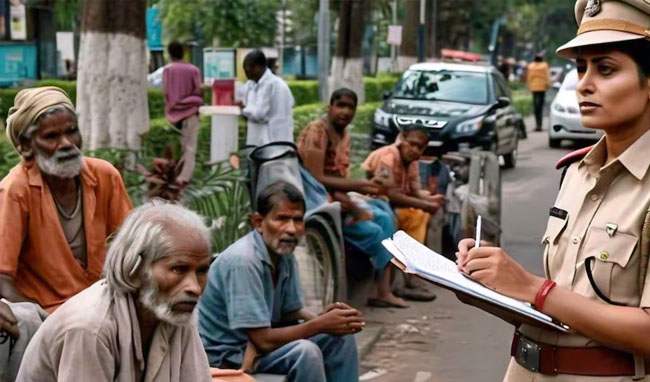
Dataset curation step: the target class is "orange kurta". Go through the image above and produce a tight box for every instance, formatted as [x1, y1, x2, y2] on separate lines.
[0, 157, 133, 312]
[297, 117, 351, 178]
[363, 144, 430, 243]
[362, 144, 421, 195]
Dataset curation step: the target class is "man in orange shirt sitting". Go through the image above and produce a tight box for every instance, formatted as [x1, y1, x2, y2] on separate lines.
[0, 87, 133, 380]
[362, 124, 445, 300]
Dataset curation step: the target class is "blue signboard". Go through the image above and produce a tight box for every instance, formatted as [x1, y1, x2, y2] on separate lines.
[146, 7, 163, 51]
[0, 44, 37, 87]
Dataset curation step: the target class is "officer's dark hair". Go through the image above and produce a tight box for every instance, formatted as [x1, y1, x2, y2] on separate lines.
[244, 50, 267, 68]
[401, 123, 429, 141]
[256, 181, 305, 217]
[167, 41, 184, 60]
[330, 88, 358, 107]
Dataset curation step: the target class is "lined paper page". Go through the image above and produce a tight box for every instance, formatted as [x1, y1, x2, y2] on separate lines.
[388, 231, 553, 324]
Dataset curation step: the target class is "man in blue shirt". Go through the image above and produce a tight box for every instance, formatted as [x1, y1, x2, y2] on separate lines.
[198, 181, 363, 382]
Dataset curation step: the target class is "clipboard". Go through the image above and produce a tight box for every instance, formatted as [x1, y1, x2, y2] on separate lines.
[387, 236, 570, 334]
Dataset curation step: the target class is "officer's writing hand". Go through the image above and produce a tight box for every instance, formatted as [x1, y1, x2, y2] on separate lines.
[458, 245, 543, 303]
[455, 238, 491, 267]
[316, 308, 365, 336]
[0, 301, 19, 339]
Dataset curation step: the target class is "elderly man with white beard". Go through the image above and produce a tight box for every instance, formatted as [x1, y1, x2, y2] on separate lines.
[15, 202, 213, 382]
[0, 86, 132, 381]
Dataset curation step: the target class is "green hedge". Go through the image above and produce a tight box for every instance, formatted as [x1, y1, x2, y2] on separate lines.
[287, 80, 319, 107]
[1, 76, 397, 122]
[292, 101, 382, 137]
[364, 77, 397, 103]
[507, 81, 528, 92]
[0, 81, 211, 122]
[512, 90, 533, 117]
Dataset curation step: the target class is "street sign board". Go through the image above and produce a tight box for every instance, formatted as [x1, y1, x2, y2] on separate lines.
[146, 7, 163, 51]
[204, 48, 236, 84]
[387, 25, 402, 46]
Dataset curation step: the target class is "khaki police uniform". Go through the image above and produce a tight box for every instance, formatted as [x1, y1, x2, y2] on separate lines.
[505, 132, 650, 381]
[505, 2, 650, 379]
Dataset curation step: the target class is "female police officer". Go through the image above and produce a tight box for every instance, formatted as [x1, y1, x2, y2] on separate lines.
[457, 0, 650, 380]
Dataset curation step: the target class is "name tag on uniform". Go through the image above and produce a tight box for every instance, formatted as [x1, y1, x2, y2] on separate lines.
[550, 207, 568, 220]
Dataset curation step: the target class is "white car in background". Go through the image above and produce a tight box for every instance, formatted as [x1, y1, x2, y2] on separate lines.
[548, 69, 603, 148]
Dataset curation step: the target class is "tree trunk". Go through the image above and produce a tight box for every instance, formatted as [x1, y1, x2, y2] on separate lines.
[436, 0, 472, 52]
[398, 0, 419, 71]
[77, 0, 149, 151]
[329, 0, 366, 104]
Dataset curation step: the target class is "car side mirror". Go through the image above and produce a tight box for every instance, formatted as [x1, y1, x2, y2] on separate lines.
[496, 96, 510, 108]
[383, 91, 392, 100]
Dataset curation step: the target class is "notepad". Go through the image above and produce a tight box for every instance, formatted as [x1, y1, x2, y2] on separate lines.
[383, 231, 569, 333]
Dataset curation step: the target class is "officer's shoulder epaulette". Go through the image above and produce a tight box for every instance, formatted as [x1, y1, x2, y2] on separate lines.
[555, 146, 594, 170]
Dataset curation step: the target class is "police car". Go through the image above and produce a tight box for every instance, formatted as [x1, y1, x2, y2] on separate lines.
[371, 62, 522, 168]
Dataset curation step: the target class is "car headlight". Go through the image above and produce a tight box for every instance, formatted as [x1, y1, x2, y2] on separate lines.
[456, 116, 483, 134]
[374, 108, 391, 127]
[553, 103, 566, 113]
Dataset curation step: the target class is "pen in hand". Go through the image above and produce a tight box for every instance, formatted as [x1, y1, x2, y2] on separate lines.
[475, 215, 482, 249]
[456, 215, 481, 275]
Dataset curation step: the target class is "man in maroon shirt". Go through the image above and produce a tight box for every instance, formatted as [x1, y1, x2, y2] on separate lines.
[163, 41, 203, 186]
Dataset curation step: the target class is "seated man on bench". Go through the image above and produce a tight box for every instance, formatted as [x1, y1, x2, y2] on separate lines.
[198, 182, 362, 382]
[362, 124, 445, 300]
[297, 88, 408, 309]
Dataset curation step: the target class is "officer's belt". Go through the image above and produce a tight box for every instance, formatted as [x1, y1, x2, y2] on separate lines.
[511, 331, 650, 377]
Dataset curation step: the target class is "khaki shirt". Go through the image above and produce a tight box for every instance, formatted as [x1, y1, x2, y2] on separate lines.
[509, 131, 650, 381]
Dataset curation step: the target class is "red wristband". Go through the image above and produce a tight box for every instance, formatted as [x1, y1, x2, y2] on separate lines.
[534, 279, 556, 311]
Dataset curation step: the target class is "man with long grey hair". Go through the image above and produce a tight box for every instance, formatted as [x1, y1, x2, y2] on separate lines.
[16, 202, 213, 382]
[0, 86, 132, 381]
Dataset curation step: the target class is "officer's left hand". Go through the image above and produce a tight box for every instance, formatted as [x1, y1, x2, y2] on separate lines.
[458, 244, 542, 303]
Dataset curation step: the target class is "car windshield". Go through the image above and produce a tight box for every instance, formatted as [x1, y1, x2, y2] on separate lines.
[561, 69, 578, 91]
[392, 69, 489, 104]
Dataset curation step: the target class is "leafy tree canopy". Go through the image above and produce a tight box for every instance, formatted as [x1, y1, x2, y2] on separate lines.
[153, 0, 280, 47]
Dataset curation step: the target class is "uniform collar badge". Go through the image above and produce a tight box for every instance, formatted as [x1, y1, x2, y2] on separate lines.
[606, 223, 618, 237]
[585, 0, 601, 17]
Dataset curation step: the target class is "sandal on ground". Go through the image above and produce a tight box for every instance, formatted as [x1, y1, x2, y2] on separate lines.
[367, 298, 409, 309]
[394, 287, 437, 302]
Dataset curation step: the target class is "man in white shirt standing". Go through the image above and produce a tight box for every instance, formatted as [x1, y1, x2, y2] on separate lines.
[236, 50, 295, 146]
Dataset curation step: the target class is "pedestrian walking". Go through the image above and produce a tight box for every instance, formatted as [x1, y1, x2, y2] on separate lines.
[162, 41, 203, 186]
[527, 52, 550, 131]
[456, 0, 650, 380]
[236, 50, 295, 146]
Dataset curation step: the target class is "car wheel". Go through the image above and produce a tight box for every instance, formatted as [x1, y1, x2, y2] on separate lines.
[549, 137, 561, 148]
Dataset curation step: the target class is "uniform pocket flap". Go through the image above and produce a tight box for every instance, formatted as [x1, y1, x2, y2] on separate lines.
[542, 215, 569, 245]
[582, 227, 637, 268]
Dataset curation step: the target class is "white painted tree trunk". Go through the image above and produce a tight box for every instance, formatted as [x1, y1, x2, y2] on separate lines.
[77, 32, 149, 150]
[329, 56, 365, 105]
